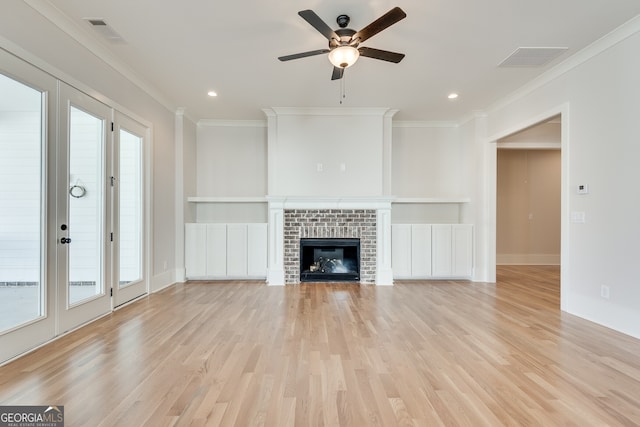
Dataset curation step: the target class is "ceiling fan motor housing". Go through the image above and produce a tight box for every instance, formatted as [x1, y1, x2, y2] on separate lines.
[330, 28, 357, 49]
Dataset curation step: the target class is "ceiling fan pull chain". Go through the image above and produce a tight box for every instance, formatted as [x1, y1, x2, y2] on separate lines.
[340, 72, 346, 104]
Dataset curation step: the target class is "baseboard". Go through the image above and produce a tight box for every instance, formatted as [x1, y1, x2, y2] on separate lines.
[497, 253, 560, 265]
[151, 269, 177, 292]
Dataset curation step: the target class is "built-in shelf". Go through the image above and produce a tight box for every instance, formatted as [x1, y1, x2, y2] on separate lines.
[393, 197, 471, 204]
[187, 197, 267, 203]
[187, 196, 470, 204]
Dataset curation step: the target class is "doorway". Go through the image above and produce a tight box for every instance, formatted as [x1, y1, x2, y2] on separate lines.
[489, 110, 567, 309]
[496, 117, 561, 266]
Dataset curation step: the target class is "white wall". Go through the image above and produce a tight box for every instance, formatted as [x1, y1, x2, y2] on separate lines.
[268, 111, 386, 197]
[195, 119, 471, 206]
[196, 124, 267, 197]
[392, 125, 464, 198]
[484, 21, 640, 338]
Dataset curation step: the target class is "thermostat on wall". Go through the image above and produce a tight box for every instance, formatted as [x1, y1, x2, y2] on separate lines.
[577, 184, 589, 194]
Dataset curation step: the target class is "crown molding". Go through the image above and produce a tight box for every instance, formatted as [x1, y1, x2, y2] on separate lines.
[266, 107, 395, 117]
[197, 119, 267, 128]
[393, 120, 459, 128]
[487, 14, 640, 116]
[23, 0, 176, 115]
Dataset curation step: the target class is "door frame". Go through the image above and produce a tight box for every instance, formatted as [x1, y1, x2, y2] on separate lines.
[112, 112, 150, 307]
[485, 103, 569, 311]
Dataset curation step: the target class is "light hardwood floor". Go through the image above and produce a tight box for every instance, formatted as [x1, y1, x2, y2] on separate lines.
[1, 266, 640, 426]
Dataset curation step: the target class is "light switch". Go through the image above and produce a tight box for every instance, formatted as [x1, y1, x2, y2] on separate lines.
[316, 163, 323, 172]
[577, 184, 589, 194]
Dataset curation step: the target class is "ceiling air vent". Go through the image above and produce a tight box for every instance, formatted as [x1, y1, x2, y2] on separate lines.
[499, 47, 568, 67]
[83, 18, 125, 43]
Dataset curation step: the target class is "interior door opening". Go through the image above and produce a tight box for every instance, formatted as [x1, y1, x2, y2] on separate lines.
[495, 114, 562, 305]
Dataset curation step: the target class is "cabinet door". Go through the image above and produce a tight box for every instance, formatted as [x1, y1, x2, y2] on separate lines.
[185, 223, 207, 277]
[452, 224, 473, 277]
[391, 224, 412, 278]
[247, 223, 268, 277]
[411, 224, 432, 277]
[226, 224, 248, 276]
[206, 224, 227, 276]
[431, 225, 452, 277]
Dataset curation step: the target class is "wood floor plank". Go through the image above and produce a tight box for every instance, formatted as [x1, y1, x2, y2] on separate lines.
[2, 267, 640, 426]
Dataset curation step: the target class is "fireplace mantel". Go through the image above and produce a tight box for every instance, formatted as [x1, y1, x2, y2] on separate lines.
[266, 195, 394, 210]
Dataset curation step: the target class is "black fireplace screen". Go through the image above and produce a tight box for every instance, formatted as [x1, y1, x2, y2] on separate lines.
[300, 238, 360, 282]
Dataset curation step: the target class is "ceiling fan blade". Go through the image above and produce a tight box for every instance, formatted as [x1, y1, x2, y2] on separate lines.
[298, 10, 340, 42]
[358, 46, 405, 63]
[331, 67, 344, 80]
[278, 49, 330, 61]
[352, 7, 406, 44]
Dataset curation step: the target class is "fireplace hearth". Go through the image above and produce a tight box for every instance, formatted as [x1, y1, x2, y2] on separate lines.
[300, 238, 360, 282]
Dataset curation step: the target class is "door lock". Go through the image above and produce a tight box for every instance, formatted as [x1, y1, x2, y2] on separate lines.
[60, 237, 72, 244]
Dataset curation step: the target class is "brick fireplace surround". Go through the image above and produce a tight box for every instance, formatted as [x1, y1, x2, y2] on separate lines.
[284, 209, 376, 284]
[266, 197, 394, 286]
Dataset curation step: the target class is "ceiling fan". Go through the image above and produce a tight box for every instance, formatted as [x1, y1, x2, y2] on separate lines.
[278, 7, 407, 80]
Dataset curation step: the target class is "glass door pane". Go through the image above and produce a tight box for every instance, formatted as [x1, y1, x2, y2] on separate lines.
[68, 106, 104, 305]
[118, 129, 142, 287]
[0, 73, 44, 332]
[112, 112, 147, 307]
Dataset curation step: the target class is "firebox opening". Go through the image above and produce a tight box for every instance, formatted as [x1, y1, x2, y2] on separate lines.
[300, 238, 360, 282]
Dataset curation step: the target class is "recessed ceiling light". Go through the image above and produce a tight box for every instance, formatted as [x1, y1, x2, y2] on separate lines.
[448, 93, 459, 99]
[207, 91, 217, 97]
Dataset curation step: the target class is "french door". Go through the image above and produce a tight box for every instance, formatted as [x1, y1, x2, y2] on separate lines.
[56, 83, 112, 333]
[0, 51, 149, 363]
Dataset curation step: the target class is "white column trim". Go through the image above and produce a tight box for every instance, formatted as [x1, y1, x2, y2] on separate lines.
[376, 207, 394, 285]
[266, 197, 285, 285]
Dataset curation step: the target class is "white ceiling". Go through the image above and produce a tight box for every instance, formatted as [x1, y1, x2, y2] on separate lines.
[30, 0, 640, 122]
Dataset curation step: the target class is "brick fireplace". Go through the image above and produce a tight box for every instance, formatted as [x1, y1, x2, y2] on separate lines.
[284, 209, 376, 284]
[266, 197, 394, 286]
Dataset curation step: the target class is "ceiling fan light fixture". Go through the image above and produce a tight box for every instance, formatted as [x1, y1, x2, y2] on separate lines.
[328, 46, 360, 68]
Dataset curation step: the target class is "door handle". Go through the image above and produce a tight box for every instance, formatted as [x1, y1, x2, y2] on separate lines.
[60, 237, 72, 244]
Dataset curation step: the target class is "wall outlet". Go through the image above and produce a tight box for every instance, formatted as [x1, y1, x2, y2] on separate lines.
[600, 285, 610, 299]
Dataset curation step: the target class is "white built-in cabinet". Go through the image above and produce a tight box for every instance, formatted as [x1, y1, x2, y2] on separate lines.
[392, 224, 473, 279]
[185, 223, 267, 279]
